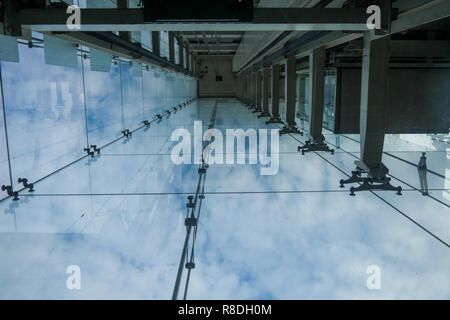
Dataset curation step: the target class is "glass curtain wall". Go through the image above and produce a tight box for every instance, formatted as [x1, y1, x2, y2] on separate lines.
[296, 68, 337, 131]
[0, 35, 197, 201]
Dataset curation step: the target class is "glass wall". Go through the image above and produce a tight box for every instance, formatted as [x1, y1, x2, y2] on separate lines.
[83, 55, 123, 147]
[0, 35, 197, 198]
[323, 69, 337, 131]
[0, 75, 10, 196]
[0, 33, 448, 299]
[296, 68, 337, 131]
[1, 42, 87, 190]
[120, 61, 144, 134]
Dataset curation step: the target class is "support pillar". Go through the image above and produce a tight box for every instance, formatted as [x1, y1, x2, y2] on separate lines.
[186, 49, 190, 72]
[359, 34, 390, 178]
[168, 31, 175, 64]
[254, 72, 258, 109]
[178, 39, 184, 68]
[266, 64, 283, 124]
[280, 52, 302, 135]
[242, 77, 247, 102]
[246, 75, 251, 106]
[339, 33, 401, 196]
[298, 47, 334, 154]
[192, 56, 197, 75]
[253, 70, 263, 113]
[259, 67, 271, 118]
[152, 31, 160, 56]
[250, 72, 257, 109]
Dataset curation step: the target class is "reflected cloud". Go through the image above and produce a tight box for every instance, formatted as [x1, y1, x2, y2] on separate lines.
[0, 40, 448, 299]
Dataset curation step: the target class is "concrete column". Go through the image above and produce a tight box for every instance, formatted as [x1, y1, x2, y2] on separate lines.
[256, 70, 263, 111]
[247, 75, 251, 104]
[186, 48, 190, 71]
[284, 52, 297, 126]
[242, 77, 247, 101]
[271, 64, 280, 117]
[262, 67, 270, 114]
[178, 39, 184, 68]
[359, 33, 391, 178]
[308, 47, 326, 143]
[168, 32, 175, 63]
[252, 72, 257, 107]
[152, 31, 160, 56]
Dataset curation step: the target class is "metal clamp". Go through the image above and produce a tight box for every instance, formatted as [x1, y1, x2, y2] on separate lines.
[1, 185, 19, 201]
[279, 125, 303, 136]
[18, 178, 34, 192]
[91, 145, 100, 155]
[84, 147, 94, 157]
[185, 262, 196, 270]
[298, 140, 334, 155]
[186, 195, 194, 209]
[121, 129, 132, 138]
[266, 116, 283, 125]
[257, 112, 271, 118]
[340, 167, 402, 196]
[185, 217, 198, 227]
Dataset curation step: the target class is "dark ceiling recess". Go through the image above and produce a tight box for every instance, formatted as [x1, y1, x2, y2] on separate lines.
[143, 0, 254, 22]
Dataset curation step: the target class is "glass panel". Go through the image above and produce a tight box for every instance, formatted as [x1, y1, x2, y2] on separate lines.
[141, 31, 152, 51]
[83, 55, 123, 147]
[296, 68, 336, 131]
[1, 99, 449, 299]
[192, 191, 450, 299]
[323, 69, 336, 131]
[0, 194, 187, 299]
[0, 43, 87, 190]
[142, 68, 155, 121]
[120, 61, 144, 130]
[0, 76, 11, 195]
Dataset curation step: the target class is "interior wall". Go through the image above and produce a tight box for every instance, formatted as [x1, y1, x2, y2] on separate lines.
[198, 56, 237, 97]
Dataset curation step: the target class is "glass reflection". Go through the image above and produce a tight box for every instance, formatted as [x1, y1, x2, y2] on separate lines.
[0, 77, 11, 195]
[0, 43, 86, 190]
[83, 55, 123, 147]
